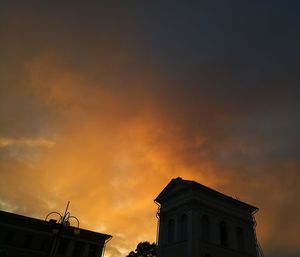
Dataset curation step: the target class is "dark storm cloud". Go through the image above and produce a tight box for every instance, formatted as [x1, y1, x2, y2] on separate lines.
[0, 1, 299, 257]
[125, 0, 300, 168]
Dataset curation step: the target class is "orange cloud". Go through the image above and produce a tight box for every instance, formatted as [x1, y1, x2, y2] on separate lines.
[0, 137, 55, 148]
[1, 3, 299, 257]
[1, 48, 299, 256]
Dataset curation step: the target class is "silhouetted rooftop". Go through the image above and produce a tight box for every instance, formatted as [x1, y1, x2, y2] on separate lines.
[155, 177, 258, 213]
[0, 209, 112, 241]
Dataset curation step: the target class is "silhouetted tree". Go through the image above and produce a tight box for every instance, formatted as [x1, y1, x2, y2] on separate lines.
[126, 241, 156, 257]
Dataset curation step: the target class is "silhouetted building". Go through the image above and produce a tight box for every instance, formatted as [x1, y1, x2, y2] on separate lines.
[0, 210, 111, 257]
[155, 178, 259, 257]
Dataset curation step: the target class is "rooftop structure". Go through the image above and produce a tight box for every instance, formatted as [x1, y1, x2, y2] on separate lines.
[0, 209, 111, 257]
[155, 177, 260, 257]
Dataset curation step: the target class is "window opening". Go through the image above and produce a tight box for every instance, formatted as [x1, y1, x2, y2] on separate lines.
[201, 215, 210, 241]
[180, 214, 188, 241]
[220, 221, 228, 247]
[236, 227, 245, 251]
[167, 219, 175, 243]
[57, 238, 69, 255]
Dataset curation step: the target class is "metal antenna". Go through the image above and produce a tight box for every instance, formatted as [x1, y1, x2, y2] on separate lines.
[45, 201, 79, 228]
[45, 201, 80, 257]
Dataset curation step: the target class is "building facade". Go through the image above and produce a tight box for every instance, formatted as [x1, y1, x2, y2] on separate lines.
[155, 178, 259, 257]
[0, 210, 111, 257]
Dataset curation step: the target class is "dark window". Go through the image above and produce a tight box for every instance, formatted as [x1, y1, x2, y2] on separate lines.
[72, 241, 84, 257]
[57, 238, 69, 255]
[4, 231, 15, 245]
[201, 215, 210, 241]
[220, 221, 228, 247]
[23, 234, 33, 248]
[167, 219, 175, 244]
[41, 237, 52, 251]
[236, 227, 245, 251]
[88, 244, 99, 257]
[180, 214, 188, 241]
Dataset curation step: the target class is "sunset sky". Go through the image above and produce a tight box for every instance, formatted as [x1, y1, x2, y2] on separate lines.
[0, 1, 299, 257]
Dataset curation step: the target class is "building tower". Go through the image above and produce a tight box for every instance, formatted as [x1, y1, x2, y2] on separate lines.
[155, 178, 259, 257]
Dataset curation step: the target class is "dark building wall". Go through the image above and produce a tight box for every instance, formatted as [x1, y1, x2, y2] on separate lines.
[155, 178, 258, 257]
[0, 210, 111, 257]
